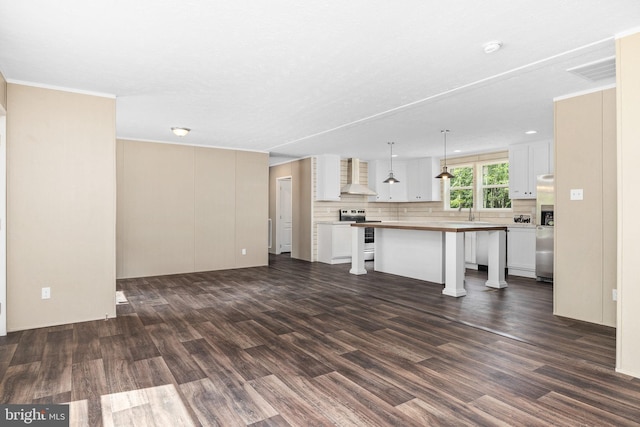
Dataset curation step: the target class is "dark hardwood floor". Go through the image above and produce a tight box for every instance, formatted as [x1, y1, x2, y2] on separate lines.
[1, 254, 639, 426]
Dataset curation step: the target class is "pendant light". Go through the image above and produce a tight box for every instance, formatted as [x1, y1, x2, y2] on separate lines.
[435, 129, 454, 179]
[383, 142, 400, 183]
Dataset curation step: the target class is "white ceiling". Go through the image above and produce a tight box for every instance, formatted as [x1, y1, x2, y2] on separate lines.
[1, 1, 639, 165]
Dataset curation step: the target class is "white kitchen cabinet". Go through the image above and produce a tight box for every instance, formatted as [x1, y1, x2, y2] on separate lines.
[368, 160, 408, 202]
[465, 232, 478, 269]
[317, 223, 352, 264]
[476, 231, 489, 266]
[509, 141, 552, 199]
[507, 226, 536, 278]
[465, 231, 488, 268]
[406, 158, 442, 202]
[315, 154, 341, 201]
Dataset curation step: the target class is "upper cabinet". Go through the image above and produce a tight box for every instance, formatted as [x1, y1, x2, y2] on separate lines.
[368, 160, 408, 202]
[368, 158, 441, 203]
[315, 154, 341, 201]
[406, 158, 441, 202]
[509, 141, 552, 199]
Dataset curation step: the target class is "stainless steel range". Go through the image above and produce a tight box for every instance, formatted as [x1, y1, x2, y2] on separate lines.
[339, 209, 380, 260]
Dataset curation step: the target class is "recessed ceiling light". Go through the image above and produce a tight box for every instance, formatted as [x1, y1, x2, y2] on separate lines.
[525, 130, 538, 135]
[171, 127, 191, 137]
[483, 40, 503, 54]
[453, 150, 462, 153]
[392, 154, 398, 158]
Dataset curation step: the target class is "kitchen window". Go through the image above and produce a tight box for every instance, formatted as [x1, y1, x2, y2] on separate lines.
[445, 160, 511, 210]
[479, 161, 511, 209]
[446, 165, 474, 209]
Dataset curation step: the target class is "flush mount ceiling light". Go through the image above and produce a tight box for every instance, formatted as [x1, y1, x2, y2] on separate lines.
[483, 40, 503, 54]
[435, 130, 455, 180]
[383, 142, 400, 184]
[171, 127, 191, 137]
[525, 130, 538, 135]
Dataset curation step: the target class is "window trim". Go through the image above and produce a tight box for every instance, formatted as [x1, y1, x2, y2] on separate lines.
[444, 163, 474, 211]
[476, 160, 512, 212]
[443, 159, 513, 211]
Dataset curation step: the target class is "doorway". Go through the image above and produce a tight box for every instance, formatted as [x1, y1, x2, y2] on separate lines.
[276, 177, 292, 254]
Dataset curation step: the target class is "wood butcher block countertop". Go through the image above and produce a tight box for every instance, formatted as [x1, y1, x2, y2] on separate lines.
[350, 221, 508, 233]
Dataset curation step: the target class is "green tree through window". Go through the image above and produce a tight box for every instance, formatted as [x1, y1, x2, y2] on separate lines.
[448, 165, 473, 209]
[445, 160, 511, 210]
[481, 162, 511, 209]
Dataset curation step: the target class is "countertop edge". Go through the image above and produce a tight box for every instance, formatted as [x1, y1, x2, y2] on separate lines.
[350, 222, 509, 232]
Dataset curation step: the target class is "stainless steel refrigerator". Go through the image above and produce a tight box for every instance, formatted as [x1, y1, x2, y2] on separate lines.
[536, 174, 554, 281]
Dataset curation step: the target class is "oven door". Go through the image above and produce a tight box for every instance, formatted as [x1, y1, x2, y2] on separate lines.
[363, 226, 375, 260]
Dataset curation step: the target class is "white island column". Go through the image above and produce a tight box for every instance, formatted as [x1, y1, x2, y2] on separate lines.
[349, 226, 367, 275]
[485, 229, 508, 288]
[443, 232, 467, 297]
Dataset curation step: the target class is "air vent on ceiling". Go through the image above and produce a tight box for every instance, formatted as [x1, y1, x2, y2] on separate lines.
[567, 56, 616, 82]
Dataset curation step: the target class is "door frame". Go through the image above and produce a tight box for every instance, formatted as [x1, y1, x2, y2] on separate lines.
[0, 111, 7, 336]
[275, 176, 292, 255]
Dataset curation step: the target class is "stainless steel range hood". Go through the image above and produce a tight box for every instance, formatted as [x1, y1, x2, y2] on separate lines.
[340, 158, 377, 196]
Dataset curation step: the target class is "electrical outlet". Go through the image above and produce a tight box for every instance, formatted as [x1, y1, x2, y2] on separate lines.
[570, 189, 584, 200]
[42, 287, 51, 300]
[613, 289, 618, 301]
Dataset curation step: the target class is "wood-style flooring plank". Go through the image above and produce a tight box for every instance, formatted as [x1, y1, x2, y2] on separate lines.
[395, 398, 481, 427]
[0, 362, 41, 403]
[312, 371, 426, 427]
[32, 329, 73, 399]
[72, 321, 103, 363]
[180, 378, 247, 426]
[249, 374, 336, 426]
[8, 328, 48, 366]
[71, 358, 109, 427]
[145, 323, 207, 385]
[538, 390, 640, 427]
[189, 323, 273, 381]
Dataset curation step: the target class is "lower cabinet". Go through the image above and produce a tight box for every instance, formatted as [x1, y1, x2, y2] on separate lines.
[466, 227, 536, 278]
[317, 223, 352, 264]
[465, 232, 489, 269]
[465, 232, 478, 269]
[507, 227, 536, 278]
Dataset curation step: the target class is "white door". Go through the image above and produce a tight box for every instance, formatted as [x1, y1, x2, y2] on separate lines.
[278, 178, 292, 253]
[0, 113, 6, 336]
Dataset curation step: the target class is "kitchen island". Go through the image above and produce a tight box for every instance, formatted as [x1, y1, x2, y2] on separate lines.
[350, 221, 508, 297]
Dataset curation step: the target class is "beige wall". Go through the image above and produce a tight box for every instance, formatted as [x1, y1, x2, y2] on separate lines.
[616, 31, 640, 378]
[117, 140, 268, 278]
[235, 150, 270, 267]
[0, 72, 6, 111]
[7, 83, 116, 331]
[269, 158, 312, 261]
[554, 88, 616, 327]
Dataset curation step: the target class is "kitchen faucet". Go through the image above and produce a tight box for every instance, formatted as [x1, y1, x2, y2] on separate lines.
[459, 206, 474, 221]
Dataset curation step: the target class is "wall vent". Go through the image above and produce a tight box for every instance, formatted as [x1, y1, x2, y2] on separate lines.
[567, 56, 616, 82]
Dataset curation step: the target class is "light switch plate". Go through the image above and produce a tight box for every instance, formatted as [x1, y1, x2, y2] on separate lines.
[570, 189, 584, 200]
